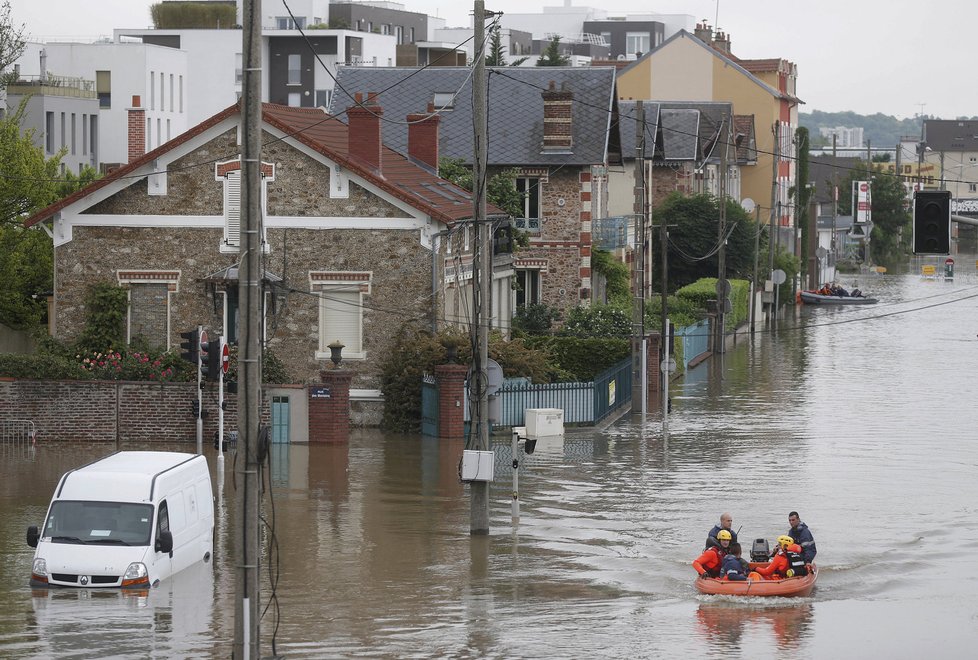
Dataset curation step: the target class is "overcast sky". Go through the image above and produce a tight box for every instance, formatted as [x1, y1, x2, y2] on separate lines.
[9, 0, 976, 119]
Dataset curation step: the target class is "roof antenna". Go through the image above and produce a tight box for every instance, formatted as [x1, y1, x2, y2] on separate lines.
[714, 0, 720, 32]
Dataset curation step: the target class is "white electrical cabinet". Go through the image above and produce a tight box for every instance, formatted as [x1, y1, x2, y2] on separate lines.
[460, 450, 495, 482]
[525, 408, 564, 438]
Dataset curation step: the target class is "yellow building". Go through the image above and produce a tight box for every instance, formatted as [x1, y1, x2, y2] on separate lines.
[616, 25, 801, 238]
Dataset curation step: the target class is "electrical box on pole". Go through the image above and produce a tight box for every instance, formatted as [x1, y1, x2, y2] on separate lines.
[913, 189, 951, 255]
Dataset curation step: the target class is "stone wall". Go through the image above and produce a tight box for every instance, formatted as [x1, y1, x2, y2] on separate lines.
[56, 127, 435, 388]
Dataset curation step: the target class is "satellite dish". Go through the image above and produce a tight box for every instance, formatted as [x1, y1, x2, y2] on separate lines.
[741, 197, 756, 213]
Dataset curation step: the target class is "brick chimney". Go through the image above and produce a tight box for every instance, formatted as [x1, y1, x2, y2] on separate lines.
[542, 80, 573, 151]
[347, 91, 383, 172]
[713, 30, 731, 54]
[127, 95, 146, 163]
[694, 21, 713, 43]
[407, 103, 440, 172]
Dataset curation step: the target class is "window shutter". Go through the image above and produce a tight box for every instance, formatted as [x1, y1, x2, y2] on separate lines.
[321, 288, 360, 353]
[225, 170, 241, 247]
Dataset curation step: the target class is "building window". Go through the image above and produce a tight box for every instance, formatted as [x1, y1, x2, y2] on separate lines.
[89, 116, 98, 162]
[410, 27, 415, 42]
[382, 24, 390, 35]
[288, 54, 301, 84]
[70, 114, 76, 154]
[600, 32, 611, 46]
[315, 89, 331, 107]
[82, 114, 88, 155]
[116, 271, 181, 349]
[150, 71, 155, 110]
[96, 70, 111, 108]
[515, 177, 542, 231]
[157, 118, 162, 148]
[432, 92, 455, 110]
[179, 75, 183, 112]
[60, 113, 66, 149]
[235, 53, 243, 84]
[516, 269, 541, 307]
[395, 25, 403, 44]
[169, 74, 174, 112]
[160, 72, 165, 111]
[970, 183, 977, 193]
[288, 92, 301, 107]
[166, 118, 171, 141]
[277, 16, 305, 29]
[311, 272, 372, 360]
[216, 159, 274, 252]
[626, 32, 650, 56]
[45, 112, 54, 153]
[224, 287, 239, 345]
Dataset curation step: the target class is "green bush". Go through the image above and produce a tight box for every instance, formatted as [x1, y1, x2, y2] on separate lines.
[591, 248, 631, 306]
[644, 295, 707, 330]
[674, 277, 751, 331]
[0, 353, 90, 380]
[511, 303, 559, 337]
[560, 303, 631, 338]
[76, 348, 188, 381]
[74, 282, 128, 355]
[523, 336, 629, 381]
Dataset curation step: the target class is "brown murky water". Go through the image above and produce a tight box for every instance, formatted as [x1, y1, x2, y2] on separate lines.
[2, 269, 978, 658]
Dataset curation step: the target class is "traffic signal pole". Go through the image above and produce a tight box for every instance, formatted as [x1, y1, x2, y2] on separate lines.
[196, 324, 203, 455]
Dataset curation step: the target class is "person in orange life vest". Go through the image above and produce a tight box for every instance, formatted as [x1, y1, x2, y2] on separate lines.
[694, 529, 731, 578]
[756, 535, 808, 579]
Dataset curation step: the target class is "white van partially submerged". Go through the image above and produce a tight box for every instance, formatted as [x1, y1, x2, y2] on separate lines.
[27, 451, 214, 589]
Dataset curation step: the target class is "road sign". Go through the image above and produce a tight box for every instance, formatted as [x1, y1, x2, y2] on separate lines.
[199, 330, 208, 349]
[660, 357, 677, 374]
[222, 342, 230, 374]
[771, 269, 787, 285]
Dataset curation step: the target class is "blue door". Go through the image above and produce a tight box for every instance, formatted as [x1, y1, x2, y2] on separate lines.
[271, 396, 290, 444]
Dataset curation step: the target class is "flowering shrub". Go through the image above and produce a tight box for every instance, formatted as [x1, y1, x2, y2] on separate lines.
[560, 303, 632, 338]
[77, 349, 191, 382]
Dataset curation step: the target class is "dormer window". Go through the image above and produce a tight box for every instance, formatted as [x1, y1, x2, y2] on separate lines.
[432, 93, 455, 110]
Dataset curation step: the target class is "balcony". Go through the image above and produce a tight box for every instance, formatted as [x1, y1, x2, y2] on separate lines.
[7, 75, 96, 100]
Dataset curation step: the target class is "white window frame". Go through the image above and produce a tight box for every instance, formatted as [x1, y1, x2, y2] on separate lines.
[310, 272, 372, 360]
[625, 32, 650, 55]
[116, 270, 181, 349]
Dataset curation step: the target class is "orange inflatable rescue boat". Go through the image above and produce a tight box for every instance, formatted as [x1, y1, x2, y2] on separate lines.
[695, 563, 817, 597]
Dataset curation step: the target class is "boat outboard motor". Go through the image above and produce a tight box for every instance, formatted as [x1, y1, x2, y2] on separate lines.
[750, 538, 771, 562]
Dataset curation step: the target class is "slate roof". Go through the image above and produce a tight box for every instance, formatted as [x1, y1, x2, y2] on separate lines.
[329, 67, 618, 167]
[617, 100, 732, 162]
[923, 119, 978, 152]
[25, 103, 492, 228]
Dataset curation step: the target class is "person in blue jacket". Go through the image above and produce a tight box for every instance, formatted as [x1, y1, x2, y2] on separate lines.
[787, 511, 817, 564]
[705, 512, 738, 550]
[721, 542, 750, 581]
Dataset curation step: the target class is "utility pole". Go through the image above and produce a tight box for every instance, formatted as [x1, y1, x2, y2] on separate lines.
[234, 0, 262, 657]
[768, 121, 779, 277]
[631, 101, 646, 413]
[469, 0, 490, 536]
[832, 134, 838, 266]
[716, 114, 729, 353]
[792, 130, 802, 299]
[864, 139, 872, 266]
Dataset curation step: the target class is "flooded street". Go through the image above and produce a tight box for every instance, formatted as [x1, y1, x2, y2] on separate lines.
[2, 269, 978, 658]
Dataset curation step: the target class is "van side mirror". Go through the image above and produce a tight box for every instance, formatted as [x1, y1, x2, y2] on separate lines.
[155, 530, 173, 554]
[27, 526, 39, 548]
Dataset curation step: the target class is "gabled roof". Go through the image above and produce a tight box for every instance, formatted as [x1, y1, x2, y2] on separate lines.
[619, 30, 802, 104]
[25, 103, 490, 229]
[329, 67, 618, 167]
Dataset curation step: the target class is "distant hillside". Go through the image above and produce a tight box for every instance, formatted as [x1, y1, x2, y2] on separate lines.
[800, 110, 924, 148]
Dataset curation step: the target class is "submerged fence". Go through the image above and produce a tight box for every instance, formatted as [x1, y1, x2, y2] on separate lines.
[466, 358, 633, 427]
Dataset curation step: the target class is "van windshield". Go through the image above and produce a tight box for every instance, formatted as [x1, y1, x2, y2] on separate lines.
[45, 501, 154, 546]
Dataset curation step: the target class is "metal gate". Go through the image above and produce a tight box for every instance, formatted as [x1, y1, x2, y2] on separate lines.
[421, 373, 438, 437]
[271, 396, 290, 444]
[1, 419, 37, 459]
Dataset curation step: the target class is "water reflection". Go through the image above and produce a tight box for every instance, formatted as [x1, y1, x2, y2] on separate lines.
[696, 601, 814, 651]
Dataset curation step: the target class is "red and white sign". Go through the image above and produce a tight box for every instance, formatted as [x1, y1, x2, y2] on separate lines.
[945, 258, 955, 265]
[860, 183, 869, 192]
[199, 330, 208, 348]
[222, 342, 230, 374]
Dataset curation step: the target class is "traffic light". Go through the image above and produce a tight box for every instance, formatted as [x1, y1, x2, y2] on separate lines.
[203, 336, 222, 381]
[179, 329, 199, 365]
[191, 399, 201, 419]
[913, 190, 951, 254]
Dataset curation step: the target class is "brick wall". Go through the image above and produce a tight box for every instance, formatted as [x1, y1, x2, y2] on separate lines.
[0, 378, 271, 445]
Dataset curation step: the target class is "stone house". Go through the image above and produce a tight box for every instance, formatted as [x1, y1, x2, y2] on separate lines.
[24, 96, 512, 388]
[329, 67, 622, 324]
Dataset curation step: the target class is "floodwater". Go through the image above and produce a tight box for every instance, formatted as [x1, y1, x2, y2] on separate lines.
[2, 267, 978, 659]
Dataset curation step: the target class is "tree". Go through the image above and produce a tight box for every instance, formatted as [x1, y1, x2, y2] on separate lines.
[486, 26, 507, 66]
[835, 160, 911, 265]
[438, 157, 523, 218]
[0, 100, 98, 330]
[0, 0, 26, 77]
[536, 36, 570, 66]
[650, 193, 762, 291]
